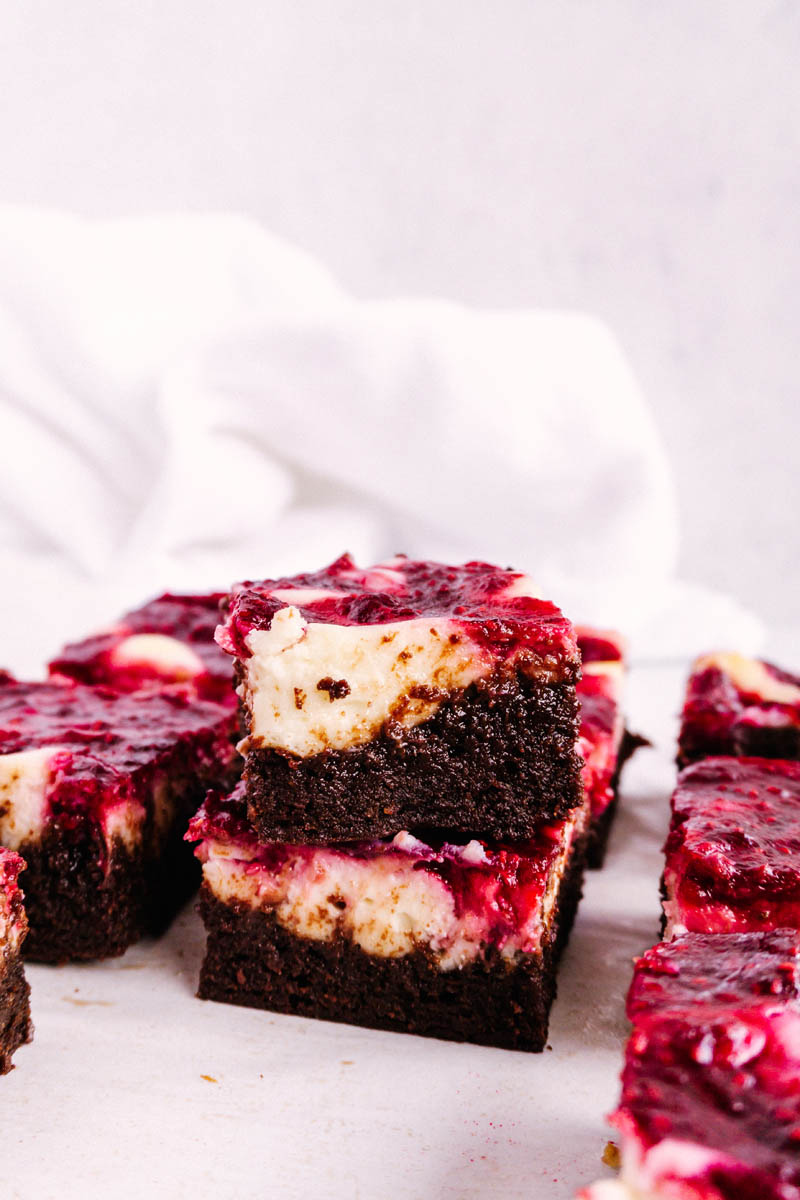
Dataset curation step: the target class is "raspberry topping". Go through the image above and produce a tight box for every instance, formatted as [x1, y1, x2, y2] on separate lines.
[627, 931, 800, 1020]
[219, 554, 577, 670]
[680, 655, 800, 763]
[50, 592, 233, 703]
[665, 758, 800, 932]
[616, 1005, 800, 1200]
[0, 676, 237, 836]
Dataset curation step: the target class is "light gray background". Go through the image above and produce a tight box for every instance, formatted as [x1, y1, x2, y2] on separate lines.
[2, 2, 797, 627]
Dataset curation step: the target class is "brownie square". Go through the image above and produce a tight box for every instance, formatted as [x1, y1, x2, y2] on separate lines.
[50, 591, 234, 706]
[627, 929, 800, 1021]
[582, 931, 800, 1200]
[189, 785, 589, 1051]
[218, 554, 583, 843]
[678, 652, 800, 766]
[662, 757, 800, 938]
[0, 677, 239, 961]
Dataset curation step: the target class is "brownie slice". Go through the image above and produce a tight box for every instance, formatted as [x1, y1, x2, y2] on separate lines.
[218, 554, 583, 843]
[50, 591, 234, 706]
[678, 652, 800, 766]
[626, 929, 800, 1020]
[662, 757, 800, 938]
[581, 931, 800, 1200]
[0, 677, 239, 961]
[0, 848, 32, 1073]
[189, 784, 589, 1051]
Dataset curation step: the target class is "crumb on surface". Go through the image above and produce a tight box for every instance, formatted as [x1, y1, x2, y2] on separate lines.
[602, 1141, 621, 1170]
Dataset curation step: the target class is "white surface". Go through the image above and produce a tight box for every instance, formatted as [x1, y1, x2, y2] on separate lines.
[1, 3, 798, 623]
[4, 663, 680, 1200]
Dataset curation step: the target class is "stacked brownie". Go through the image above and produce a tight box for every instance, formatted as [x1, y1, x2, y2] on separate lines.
[581, 650, 800, 1199]
[190, 554, 591, 1050]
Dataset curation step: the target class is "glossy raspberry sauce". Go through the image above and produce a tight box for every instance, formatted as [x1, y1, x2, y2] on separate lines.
[615, 1005, 800, 1200]
[680, 658, 800, 763]
[627, 931, 800, 1020]
[189, 782, 578, 950]
[50, 593, 234, 704]
[0, 677, 237, 836]
[664, 758, 800, 934]
[220, 554, 578, 672]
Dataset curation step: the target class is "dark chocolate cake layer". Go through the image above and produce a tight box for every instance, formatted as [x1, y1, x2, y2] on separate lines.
[19, 820, 200, 963]
[243, 672, 582, 844]
[196, 832, 586, 1052]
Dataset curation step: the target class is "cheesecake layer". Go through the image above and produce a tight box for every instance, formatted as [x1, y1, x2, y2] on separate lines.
[679, 652, 800, 766]
[662, 757, 800, 938]
[50, 592, 234, 705]
[190, 783, 587, 970]
[0, 677, 239, 960]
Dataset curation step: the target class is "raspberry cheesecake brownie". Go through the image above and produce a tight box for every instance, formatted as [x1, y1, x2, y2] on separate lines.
[576, 628, 643, 868]
[0, 848, 31, 1073]
[189, 784, 589, 1051]
[0, 676, 238, 961]
[581, 931, 800, 1200]
[217, 554, 583, 844]
[626, 928, 800, 1020]
[50, 592, 233, 705]
[662, 757, 800, 938]
[678, 652, 800, 766]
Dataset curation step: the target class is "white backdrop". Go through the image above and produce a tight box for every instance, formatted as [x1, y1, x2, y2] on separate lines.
[1, 1, 798, 631]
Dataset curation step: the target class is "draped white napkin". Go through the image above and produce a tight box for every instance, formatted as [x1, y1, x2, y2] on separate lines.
[0, 208, 761, 674]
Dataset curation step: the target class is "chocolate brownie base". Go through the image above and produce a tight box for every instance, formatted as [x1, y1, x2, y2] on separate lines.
[243, 674, 583, 844]
[679, 724, 800, 767]
[0, 951, 32, 1073]
[586, 730, 648, 869]
[19, 820, 201, 963]
[196, 831, 587, 1052]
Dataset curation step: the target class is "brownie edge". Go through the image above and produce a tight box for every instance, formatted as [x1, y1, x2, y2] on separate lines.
[243, 673, 583, 844]
[196, 829, 587, 1052]
[0, 950, 32, 1073]
[19, 821, 200, 963]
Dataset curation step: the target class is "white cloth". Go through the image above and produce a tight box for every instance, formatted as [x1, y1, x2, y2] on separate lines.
[0, 208, 761, 675]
